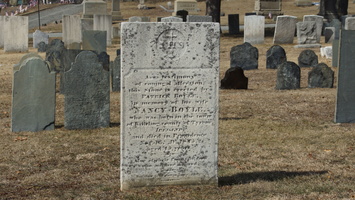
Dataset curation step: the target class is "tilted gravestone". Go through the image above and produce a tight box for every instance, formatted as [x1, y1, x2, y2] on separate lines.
[0, 16, 4, 48]
[298, 49, 318, 67]
[335, 30, 355, 123]
[266, 45, 287, 69]
[276, 61, 300, 90]
[244, 15, 265, 44]
[64, 51, 110, 129]
[121, 22, 219, 190]
[82, 30, 107, 54]
[12, 55, 56, 132]
[111, 55, 120, 92]
[230, 42, 258, 70]
[33, 30, 49, 48]
[308, 63, 334, 88]
[161, 16, 183, 22]
[228, 14, 240, 35]
[273, 15, 297, 44]
[4, 16, 28, 52]
[220, 67, 248, 89]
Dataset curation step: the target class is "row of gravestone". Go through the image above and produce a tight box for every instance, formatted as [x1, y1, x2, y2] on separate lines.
[230, 42, 321, 70]
[11, 39, 121, 132]
[221, 43, 334, 89]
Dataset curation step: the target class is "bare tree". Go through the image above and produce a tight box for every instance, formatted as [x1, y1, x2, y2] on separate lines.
[318, 0, 348, 21]
[206, 0, 221, 23]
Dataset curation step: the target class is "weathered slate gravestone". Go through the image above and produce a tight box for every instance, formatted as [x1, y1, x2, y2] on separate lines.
[275, 61, 301, 90]
[98, 51, 110, 71]
[303, 15, 324, 43]
[298, 49, 318, 67]
[228, 14, 240, 35]
[45, 39, 67, 72]
[0, 16, 4, 48]
[93, 14, 113, 45]
[230, 42, 258, 70]
[64, 51, 110, 129]
[308, 63, 334, 88]
[186, 15, 212, 22]
[4, 16, 28, 52]
[296, 21, 318, 46]
[33, 30, 49, 48]
[335, 30, 355, 123]
[12, 55, 56, 132]
[111, 55, 120, 92]
[121, 22, 219, 190]
[161, 16, 183, 22]
[344, 17, 355, 30]
[273, 15, 297, 44]
[244, 15, 265, 44]
[62, 15, 82, 49]
[82, 30, 107, 54]
[266, 45, 287, 69]
[220, 67, 248, 89]
[324, 27, 335, 43]
[176, 10, 189, 22]
[37, 42, 48, 52]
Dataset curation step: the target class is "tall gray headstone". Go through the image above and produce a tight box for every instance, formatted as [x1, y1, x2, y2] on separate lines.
[0, 16, 4, 48]
[186, 15, 212, 22]
[244, 15, 265, 44]
[335, 30, 355, 123]
[303, 15, 324, 43]
[4, 16, 29, 52]
[228, 14, 239, 35]
[111, 55, 120, 92]
[273, 16, 297, 44]
[82, 30, 107, 53]
[12, 55, 56, 132]
[64, 51, 110, 129]
[33, 30, 49, 48]
[121, 22, 219, 190]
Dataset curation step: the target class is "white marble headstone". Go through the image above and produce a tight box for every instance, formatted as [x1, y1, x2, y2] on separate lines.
[120, 22, 220, 190]
[244, 15, 265, 44]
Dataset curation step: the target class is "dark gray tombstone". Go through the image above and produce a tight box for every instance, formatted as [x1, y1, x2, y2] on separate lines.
[266, 45, 287, 69]
[176, 10, 188, 22]
[275, 61, 301, 90]
[228, 14, 240, 35]
[98, 51, 110, 71]
[12, 55, 56, 132]
[324, 27, 335, 43]
[332, 39, 340, 67]
[64, 51, 110, 130]
[298, 49, 318, 67]
[116, 49, 121, 56]
[37, 41, 48, 52]
[308, 63, 334, 88]
[111, 56, 121, 92]
[220, 67, 248, 89]
[82, 30, 107, 54]
[335, 30, 355, 123]
[230, 42, 258, 70]
[245, 12, 256, 16]
[45, 39, 66, 72]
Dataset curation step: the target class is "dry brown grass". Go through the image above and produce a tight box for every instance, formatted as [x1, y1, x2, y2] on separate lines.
[0, 0, 354, 199]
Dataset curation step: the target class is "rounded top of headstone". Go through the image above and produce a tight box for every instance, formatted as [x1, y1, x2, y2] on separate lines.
[75, 51, 99, 64]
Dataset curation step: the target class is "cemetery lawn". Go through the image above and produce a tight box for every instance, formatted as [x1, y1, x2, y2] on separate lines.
[0, 0, 355, 199]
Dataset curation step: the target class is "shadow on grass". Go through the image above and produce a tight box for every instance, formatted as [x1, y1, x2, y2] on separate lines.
[219, 170, 328, 186]
[110, 122, 120, 127]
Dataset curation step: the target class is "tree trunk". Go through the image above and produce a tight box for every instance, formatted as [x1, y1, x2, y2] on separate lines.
[206, 0, 221, 23]
[318, 0, 348, 21]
